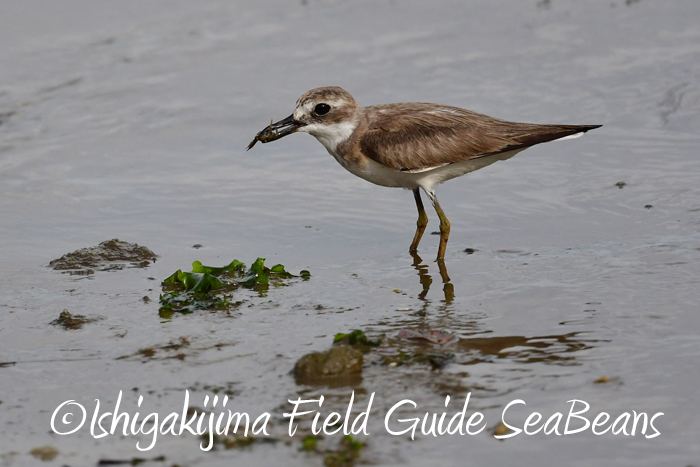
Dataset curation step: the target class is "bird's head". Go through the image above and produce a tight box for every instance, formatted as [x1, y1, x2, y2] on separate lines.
[248, 86, 361, 152]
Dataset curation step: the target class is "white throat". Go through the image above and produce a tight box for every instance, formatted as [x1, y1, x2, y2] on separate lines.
[302, 121, 358, 157]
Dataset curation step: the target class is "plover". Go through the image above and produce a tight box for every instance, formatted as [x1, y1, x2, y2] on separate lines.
[248, 86, 600, 260]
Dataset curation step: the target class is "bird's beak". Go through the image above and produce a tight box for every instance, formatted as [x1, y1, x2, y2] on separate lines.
[247, 114, 305, 150]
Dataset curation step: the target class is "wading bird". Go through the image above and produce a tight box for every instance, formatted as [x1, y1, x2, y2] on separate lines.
[248, 87, 600, 260]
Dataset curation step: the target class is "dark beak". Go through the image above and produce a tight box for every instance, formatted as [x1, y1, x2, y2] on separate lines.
[247, 114, 305, 150]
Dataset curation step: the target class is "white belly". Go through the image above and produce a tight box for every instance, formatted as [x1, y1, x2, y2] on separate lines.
[331, 149, 523, 192]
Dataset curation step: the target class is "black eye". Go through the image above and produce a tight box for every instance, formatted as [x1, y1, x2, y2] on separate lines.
[314, 103, 331, 116]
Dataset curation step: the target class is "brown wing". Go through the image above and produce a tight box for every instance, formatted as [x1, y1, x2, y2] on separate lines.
[359, 103, 601, 172]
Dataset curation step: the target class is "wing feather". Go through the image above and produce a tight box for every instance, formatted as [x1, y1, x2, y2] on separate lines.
[359, 103, 600, 172]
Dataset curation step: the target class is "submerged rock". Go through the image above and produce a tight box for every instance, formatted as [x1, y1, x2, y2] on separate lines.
[49, 239, 156, 275]
[294, 346, 363, 386]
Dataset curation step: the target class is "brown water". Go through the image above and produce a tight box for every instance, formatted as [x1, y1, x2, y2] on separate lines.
[1, 0, 699, 465]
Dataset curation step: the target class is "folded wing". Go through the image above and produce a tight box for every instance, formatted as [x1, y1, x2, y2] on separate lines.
[359, 103, 601, 172]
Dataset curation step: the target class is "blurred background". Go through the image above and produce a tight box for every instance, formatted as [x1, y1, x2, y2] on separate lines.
[1, 0, 699, 466]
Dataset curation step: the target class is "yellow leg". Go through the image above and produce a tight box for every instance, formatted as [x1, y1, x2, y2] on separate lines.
[409, 188, 429, 252]
[426, 190, 450, 261]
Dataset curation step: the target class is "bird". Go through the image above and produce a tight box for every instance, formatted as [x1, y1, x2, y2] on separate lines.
[247, 86, 601, 261]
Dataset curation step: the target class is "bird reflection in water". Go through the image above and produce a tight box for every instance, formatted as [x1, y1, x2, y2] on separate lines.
[410, 252, 454, 304]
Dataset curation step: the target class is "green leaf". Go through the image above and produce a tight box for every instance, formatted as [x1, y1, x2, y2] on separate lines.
[197, 259, 245, 275]
[176, 271, 224, 293]
[270, 264, 287, 274]
[249, 258, 269, 285]
[301, 435, 318, 451]
[333, 329, 380, 346]
[158, 257, 309, 316]
[162, 270, 180, 285]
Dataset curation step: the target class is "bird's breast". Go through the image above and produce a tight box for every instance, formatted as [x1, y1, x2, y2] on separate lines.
[331, 150, 418, 189]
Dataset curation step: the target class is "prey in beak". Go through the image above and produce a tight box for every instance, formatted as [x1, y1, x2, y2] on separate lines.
[247, 114, 305, 150]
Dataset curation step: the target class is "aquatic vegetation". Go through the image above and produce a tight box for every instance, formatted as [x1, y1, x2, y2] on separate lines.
[333, 330, 381, 347]
[297, 434, 365, 466]
[159, 258, 310, 317]
[300, 435, 319, 451]
[323, 435, 365, 467]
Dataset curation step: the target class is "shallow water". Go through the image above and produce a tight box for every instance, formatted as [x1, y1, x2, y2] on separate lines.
[1, 0, 700, 465]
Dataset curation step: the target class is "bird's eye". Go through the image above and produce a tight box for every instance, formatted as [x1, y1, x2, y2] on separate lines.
[314, 103, 331, 116]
